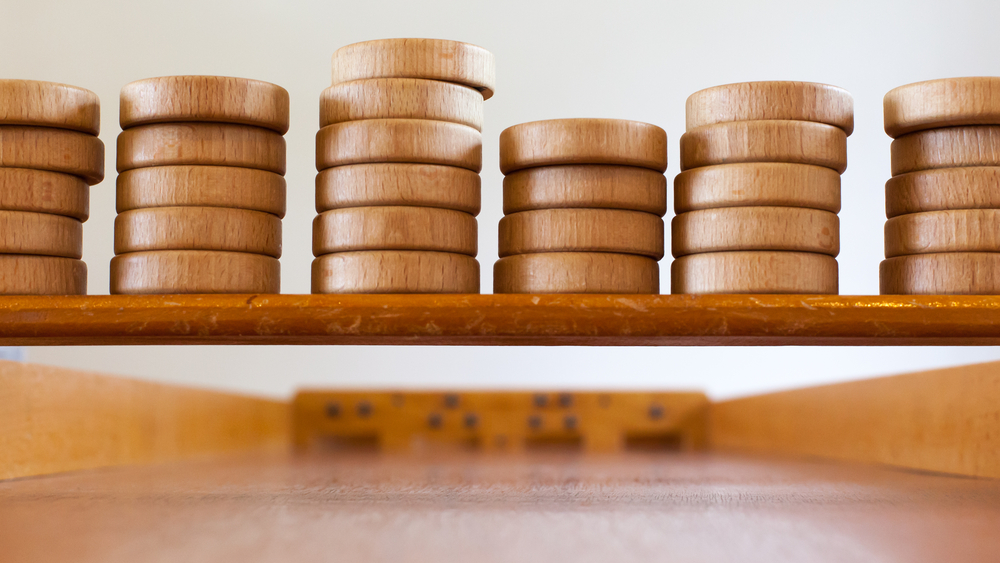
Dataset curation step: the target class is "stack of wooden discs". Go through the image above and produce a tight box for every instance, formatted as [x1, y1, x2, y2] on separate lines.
[312, 39, 495, 294]
[111, 76, 288, 294]
[494, 119, 668, 293]
[0, 80, 103, 295]
[673, 82, 853, 294]
[881, 77, 1000, 294]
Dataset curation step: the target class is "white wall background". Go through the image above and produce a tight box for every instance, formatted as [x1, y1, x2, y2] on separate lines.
[2, 0, 999, 399]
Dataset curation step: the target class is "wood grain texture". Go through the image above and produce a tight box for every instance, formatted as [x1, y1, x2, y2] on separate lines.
[881, 252, 1000, 295]
[499, 208, 664, 259]
[0, 79, 100, 135]
[117, 123, 286, 174]
[316, 119, 482, 172]
[891, 126, 1000, 176]
[494, 252, 659, 294]
[0, 210, 82, 258]
[886, 167, 1000, 218]
[116, 165, 286, 217]
[331, 38, 496, 100]
[316, 163, 480, 215]
[884, 77, 1000, 138]
[674, 163, 841, 214]
[885, 209, 1000, 257]
[114, 207, 282, 257]
[672, 207, 839, 258]
[314, 206, 477, 256]
[672, 251, 838, 294]
[503, 165, 666, 216]
[120, 75, 290, 134]
[0, 168, 89, 221]
[0, 126, 104, 184]
[110, 250, 280, 294]
[499, 119, 668, 174]
[0, 256, 85, 295]
[312, 251, 479, 294]
[680, 120, 848, 173]
[320, 78, 483, 130]
[686, 81, 854, 135]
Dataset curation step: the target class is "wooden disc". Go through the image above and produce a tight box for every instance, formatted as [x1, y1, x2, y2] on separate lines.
[116, 166, 286, 217]
[316, 119, 481, 172]
[320, 78, 484, 130]
[502, 165, 667, 216]
[0, 126, 105, 184]
[313, 206, 477, 257]
[331, 39, 496, 100]
[673, 163, 841, 214]
[0, 255, 86, 295]
[680, 120, 847, 173]
[881, 253, 1000, 294]
[671, 207, 839, 258]
[686, 81, 854, 135]
[671, 251, 838, 294]
[115, 207, 282, 257]
[885, 167, 1000, 218]
[0, 210, 82, 258]
[110, 250, 280, 294]
[316, 163, 480, 215]
[499, 119, 668, 174]
[884, 209, 1000, 257]
[890, 126, 1000, 176]
[493, 252, 659, 294]
[0, 168, 89, 221]
[498, 208, 664, 259]
[312, 251, 479, 294]
[120, 76, 290, 134]
[0, 80, 100, 135]
[117, 123, 286, 175]
[884, 77, 1000, 138]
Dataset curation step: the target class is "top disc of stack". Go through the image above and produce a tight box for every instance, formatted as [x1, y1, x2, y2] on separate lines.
[0, 80, 100, 135]
[331, 38, 496, 100]
[120, 76, 290, 134]
[884, 77, 1000, 138]
[686, 81, 854, 135]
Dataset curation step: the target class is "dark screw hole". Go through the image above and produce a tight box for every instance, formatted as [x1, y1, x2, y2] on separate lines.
[533, 394, 548, 408]
[563, 415, 578, 431]
[528, 415, 542, 430]
[428, 413, 443, 429]
[558, 393, 573, 408]
[444, 394, 459, 409]
[648, 404, 665, 420]
[356, 401, 372, 418]
[463, 413, 478, 429]
[325, 402, 341, 418]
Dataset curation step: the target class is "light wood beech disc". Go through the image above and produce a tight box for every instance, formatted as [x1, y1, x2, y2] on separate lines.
[313, 206, 477, 257]
[673, 163, 841, 214]
[0, 80, 100, 135]
[320, 78, 483, 130]
[686, 81, 854, 135]
[331, 39, 496, 100]
[116, 166, 286, 217]
[110, 250, 280, 294]
[890, 126, 1000, 176]
[884, 77, 1000, 138]
[312, 250, 479, 294]
[0, 126, 105, 184]
[493, 252, 659, 294]
[0, 255, 86, 295]
[316, 119, 481, 172]
[672, 207, 839, 258]
[885, 167, 1000, 218]
[117, 123, 286, 174]
[0, 168, 89, 220]
[503, 165, 666, 216]
[880, 252, 1000, 294]
[499, 119, 668, 174]
[884, 209, 1000, 257]
[680, 120, 847, 173]
[0, 210, 82, 258]
[316, 163, 480, 215]
[671, 251, 838, 294]
[115, 207, 282, 257]
[498, 208, 664, 259]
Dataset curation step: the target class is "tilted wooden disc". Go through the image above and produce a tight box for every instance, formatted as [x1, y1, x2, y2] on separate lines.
[680, 120, 847, 173]
[320, 78, 484, 130]
[110, 250, 280, 294]
[671, 251, 838, 294]
[312, 251, 479, 294]
[0, 80, 100, 135]
[672, 207, 839, 258]
[0, 126, 105, 184]
[0, 255, 86, 295]
[117, 123, 286, 175]
[0, 210, 82, 258]
[493, 252, 659, 294]
[120, 76, 290, 134]
[884, 209, 1000, 258]
[0, 168, 89, 221]
[880, 252, 1000, 294]
[885, 167, 1000, 218]
[890, 126, 1000, 176]
[685, 81, 854, 135]
[884, 77, 1000, 138]
[503, 165, 666, 216]
[316, 163, 480, 215]
[331, 39, 496, 100]
[316, 119, 482, 172]
[498, 208, 664, 259]
[499, 119, 668, 174]
[115, 207, 282, 258]
[313, 206, 477, 257]
[673, 163, 841, 214]
[116, 166, 286, 217]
